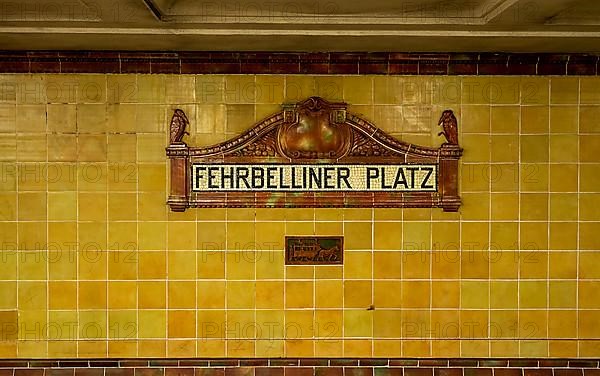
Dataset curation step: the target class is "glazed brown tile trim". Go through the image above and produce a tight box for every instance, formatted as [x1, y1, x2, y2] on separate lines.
[166, 96, 462, 212]
[0, 51, 598, 75]
[0, 358, 599, 376]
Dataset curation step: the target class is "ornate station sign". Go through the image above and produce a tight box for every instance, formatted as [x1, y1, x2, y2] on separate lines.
[166, 97, 462, 211]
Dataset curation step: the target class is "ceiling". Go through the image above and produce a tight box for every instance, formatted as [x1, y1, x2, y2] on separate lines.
[0, 0, 599, 51]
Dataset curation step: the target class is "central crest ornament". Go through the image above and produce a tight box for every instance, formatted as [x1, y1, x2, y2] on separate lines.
[278, 97, 352, 160]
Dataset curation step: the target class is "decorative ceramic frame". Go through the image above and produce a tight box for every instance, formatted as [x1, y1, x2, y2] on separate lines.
[166, 97, 462, 212]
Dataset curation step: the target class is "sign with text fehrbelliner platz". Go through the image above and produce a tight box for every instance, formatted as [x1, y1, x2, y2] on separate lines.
[166, 97, 462, 212]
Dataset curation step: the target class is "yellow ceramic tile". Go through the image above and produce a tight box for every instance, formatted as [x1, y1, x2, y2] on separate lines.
[255, 281, 284, 309]
[550, 105, 578, 133]
[520, 193, 548, 220]
[462, 134, 490, 162]
[580, 105, 600, 133]
[580, 77, 600, 104]
[491, 106, 519, 134]
[227, 281, 255, 309]
[402, 222, 431, 250]
[18, 281, 47, 309]
[579, 281, 600, 308]
[461, 105, 490, 133]
[167, 222, 196, 250]
[108, 311, 137, 339]
[549, 251, 577, 278]
[48, 134, 77, 161]
[0, 282, 16, 309]
[315, 76, 343, 102]
[285, 281, 313, 308]
[47, 104, 76, 133]
[0, 192, 16, 221]
[18, 250, 47, 280]
[344, 251, 372, 279]
[520, 222, 549, 256]
[461, 281, 489, 309]
[78, 134, 107, 162]
[169, 280, 198, 308]
[168, 310, 195, 338]
[79, 281, 107, 309]
[402, 250, 430, 279]
[550, 164, 577, 192]
[256, 250, 284, 280]
[548, 340, 577, 358]
[18, 222, 46, 250]
[580, 222, 600, 250]
[374, 76, 402, 104]
[520, 77, 549, 105]
[108, 222, 137, 251]
[197, 250, 225, 279]
[139, 281, 165, 309]
[255, 222, 285, 248]
[373, 280, 401, 309]
[0, 103, 15, 132]
[580, 252, 600, 279]
[226, 251, 256, 280]
[373, 251, 401, 279]
[462, 77, 490, 104]
[519, 281, 547, 308]
[106, 104, 137, 134]
[315, 280, 342, 308]
[18, 192, 47, 221]
[580, 193, 600, 220]
[521, 163, 549, 192]
[551, 224, 577, 250]
[76, 103, 106, 133]
[137, 251, 166, 279]
[344, 222, 372, 250]
[520, 135, 549, 162]
[77, 163, 108, 191]
[344, 280, 372, 308]
[373, 310, 401, 338]
[460, 222, 489, 251]
[284, 310, 314, 341]
[373, 222, 402, 250]
[168, 251, 196, 279]
[491, 135, 519, 162]
[581, 135, 600, 162]
[490, 281, 518, 309]
[550, 134, 578, 162]
[549, 193, 577, 221]
[0, 249, 17, 281]
[461, 251, 489, 279]
[226, 221, 255, 250]
[108, 281, 136, 309]
[401, 281, 430, 308]
[431, 281, 459, 309]
[550, 77, 579, 104]
[343, 76, 373, 105]
[344, 310, 372, 338]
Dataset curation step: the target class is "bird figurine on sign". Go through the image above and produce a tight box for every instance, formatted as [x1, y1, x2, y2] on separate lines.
[437, 110, 459, 145]
[169, 109, 190, 145]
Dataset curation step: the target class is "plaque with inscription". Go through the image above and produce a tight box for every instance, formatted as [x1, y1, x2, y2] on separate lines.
[285, 236, 343, 265]
[166, 96, 462, 211]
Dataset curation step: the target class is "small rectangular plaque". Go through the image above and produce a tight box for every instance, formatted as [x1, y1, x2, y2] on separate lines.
[285, 236, 343, 265]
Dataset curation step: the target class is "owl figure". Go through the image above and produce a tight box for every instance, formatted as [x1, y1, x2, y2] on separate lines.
[437, 110, 458, 145]
[169, 109, 190, 144]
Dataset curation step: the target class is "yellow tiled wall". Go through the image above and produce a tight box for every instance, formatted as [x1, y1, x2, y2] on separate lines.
[0, 74, 599, 358]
